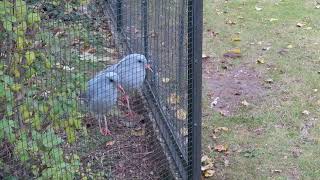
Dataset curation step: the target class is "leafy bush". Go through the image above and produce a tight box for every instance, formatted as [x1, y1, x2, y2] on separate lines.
[0, 0, 87, 178]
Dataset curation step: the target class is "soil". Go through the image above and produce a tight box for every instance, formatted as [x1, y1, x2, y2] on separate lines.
[203, 58, 266, 116]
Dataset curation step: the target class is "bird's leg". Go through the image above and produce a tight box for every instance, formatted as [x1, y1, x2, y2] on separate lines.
[102, 115, 111, 136]
[123, 94, 137, 119]
[97, 115, 104, 135]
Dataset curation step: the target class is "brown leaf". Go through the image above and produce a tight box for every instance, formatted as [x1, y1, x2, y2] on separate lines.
[214, 127, 229, 133]
[214, 144, 228, 152]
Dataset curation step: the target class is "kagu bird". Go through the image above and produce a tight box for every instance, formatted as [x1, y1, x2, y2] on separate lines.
[101, 54, 153, 117]
[86, 72, 125, 135]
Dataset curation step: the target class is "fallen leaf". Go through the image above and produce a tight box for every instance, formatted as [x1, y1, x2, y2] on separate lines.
[302, 110, 310, 115]
[255, 6, 263, 11]
[223, 48, 241, 58]
[305, 27, 312, 30]
[265, 78, 274, 84]
[226, 19, 236, 25]
[219, 110, 230, 116]
[223, 52, 241, 58]
[202, 54, 210, 59]
[269, 18, 279, 22]
[176, 108, 187, 120]
[273, 169, 282, 173]
[228, 48, 241, 54]
[106, 141, 115, 146]
[231, 37, 241, 41]
[180, 127, 188, 136]
[214, 127, 229, 133]
[201, 155, 215, 177]
[256, 58, 265, 64]
[262, 46, 271, 51]
[203, 169, 215, 177]
[214, 144, 228, 152]
[162, 78, 170, 83]
[210, 97, 220, 108]
[241, 100, 250, 106]
[201, 155, 210, 163]
[287, 44, 293, 49]
[131, 127, 145, 136]
[296, 23, 305, 27]
[167, 93, 180, 105]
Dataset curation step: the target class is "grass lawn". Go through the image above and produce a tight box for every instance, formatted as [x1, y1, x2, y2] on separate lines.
[201, 0, 320, 179]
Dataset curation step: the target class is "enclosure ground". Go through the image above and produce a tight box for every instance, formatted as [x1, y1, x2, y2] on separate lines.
[202, 0, 320, 179]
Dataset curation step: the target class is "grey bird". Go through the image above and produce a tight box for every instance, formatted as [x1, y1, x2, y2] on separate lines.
[86, 71, 125, 135]
[99, 53, 153, 117]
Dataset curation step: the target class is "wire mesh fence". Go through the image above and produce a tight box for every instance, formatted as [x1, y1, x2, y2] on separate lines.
[0, 0, 202, 179]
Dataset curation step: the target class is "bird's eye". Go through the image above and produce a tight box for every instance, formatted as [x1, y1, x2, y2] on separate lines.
[138, 60, 142, 63]
[109, 79, 114, 83]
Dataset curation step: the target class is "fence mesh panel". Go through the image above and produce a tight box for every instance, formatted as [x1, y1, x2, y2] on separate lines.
[0, 0, 202, 179]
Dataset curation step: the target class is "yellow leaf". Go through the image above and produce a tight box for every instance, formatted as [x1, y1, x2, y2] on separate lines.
[203, 169, 215, 177]
[269, 18, 278, 22]
[227, 48, 241, 54]
[231, 37, 241, 41]
[287, 44, 293, 49]
[256, 58, 265, 64]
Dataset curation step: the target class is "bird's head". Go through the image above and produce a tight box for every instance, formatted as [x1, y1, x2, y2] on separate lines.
[104, 72, 126, 94]
[125, 54, 153, 72]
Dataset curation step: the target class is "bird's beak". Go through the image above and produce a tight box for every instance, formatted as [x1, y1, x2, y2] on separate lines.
[117, 84, 126, 94]
[145, 64, 153, 73]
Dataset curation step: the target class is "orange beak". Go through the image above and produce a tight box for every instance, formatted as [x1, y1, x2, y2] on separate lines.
[145, 64, 153, 73]
[117, 84, 126, 94]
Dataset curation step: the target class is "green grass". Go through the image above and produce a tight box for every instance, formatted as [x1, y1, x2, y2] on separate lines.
[202, 0, 320, 179]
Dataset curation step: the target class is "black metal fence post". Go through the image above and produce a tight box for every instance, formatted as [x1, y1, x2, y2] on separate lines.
[142, 0, 148, 58]
[187, 0, 203, 179]
[116, 0, 122, 33]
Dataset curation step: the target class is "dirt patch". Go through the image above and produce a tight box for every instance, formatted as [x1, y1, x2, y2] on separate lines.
[74, 95, 172, 179]
[203, 60, 266, 116]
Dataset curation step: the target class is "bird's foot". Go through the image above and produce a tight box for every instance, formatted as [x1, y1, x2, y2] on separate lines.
[100, 128, 111, 136]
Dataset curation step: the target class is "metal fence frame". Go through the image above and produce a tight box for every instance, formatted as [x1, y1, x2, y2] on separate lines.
[104, 0, 202, 179]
